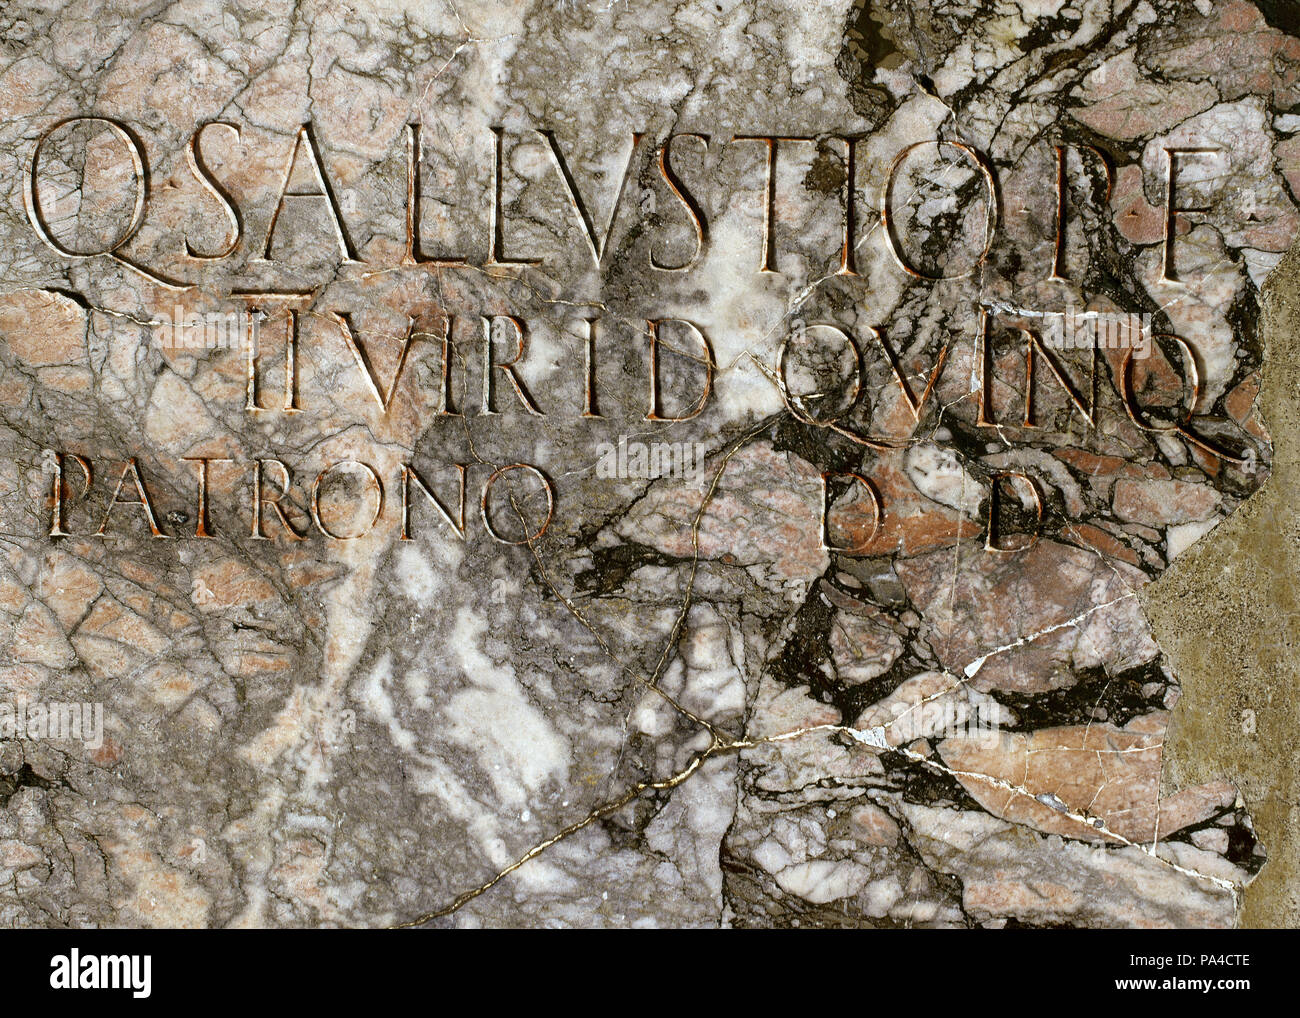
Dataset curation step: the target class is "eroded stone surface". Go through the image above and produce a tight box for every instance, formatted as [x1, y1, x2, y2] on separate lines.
[0, 0, 1296, 927]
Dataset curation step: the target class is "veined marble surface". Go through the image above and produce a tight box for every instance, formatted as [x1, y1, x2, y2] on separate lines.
[0, 0, 1296, 927]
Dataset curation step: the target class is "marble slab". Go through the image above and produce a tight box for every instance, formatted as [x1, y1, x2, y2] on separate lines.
[0, 0, 1297, 927]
